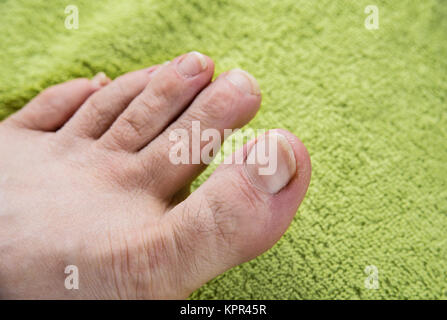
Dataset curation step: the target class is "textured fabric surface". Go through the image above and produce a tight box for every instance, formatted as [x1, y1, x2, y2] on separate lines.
[1, 0, 446, 299]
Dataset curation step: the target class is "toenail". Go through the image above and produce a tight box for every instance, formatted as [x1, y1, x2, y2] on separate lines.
[177, 51, 207, 77]
[225, 69, 261, 95]
[244, 132, 296, 194]
[91, 72, 111, 88]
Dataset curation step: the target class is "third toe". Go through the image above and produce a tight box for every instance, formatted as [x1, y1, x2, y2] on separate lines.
[139, 68, 262, 198]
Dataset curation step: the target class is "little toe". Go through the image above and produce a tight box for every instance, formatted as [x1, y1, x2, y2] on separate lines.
[6, 75, 108, 131]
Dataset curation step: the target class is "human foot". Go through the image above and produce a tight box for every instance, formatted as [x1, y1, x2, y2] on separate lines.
[0, 52, 311, 299]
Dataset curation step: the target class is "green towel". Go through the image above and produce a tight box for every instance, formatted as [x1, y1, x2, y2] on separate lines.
[1, 0, 446, 299]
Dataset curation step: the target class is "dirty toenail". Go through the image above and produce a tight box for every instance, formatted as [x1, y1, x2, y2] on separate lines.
[245, 132, 296, 194]
[177, 51, 207, 77]
[225, 69, 261, 95]
[91, 72, 111, 88]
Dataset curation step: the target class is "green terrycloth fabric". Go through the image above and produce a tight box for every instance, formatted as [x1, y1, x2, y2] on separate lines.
[1, 0, 446, 299]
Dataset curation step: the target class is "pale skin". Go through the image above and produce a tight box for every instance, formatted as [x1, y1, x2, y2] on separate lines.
[0, 52, 311, 299]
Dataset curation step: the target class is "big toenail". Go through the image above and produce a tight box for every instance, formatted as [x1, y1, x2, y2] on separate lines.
[177, 51, 207, 77]
[92, 72, 111, 88]
[245, 132, 296, 194]
[225, 69, 261, 95]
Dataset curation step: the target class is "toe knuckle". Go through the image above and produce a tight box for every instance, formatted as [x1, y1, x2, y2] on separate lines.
[120, 112, 145, 138]
[86, 97, 109, 127]
[138, 92, 164, 115]
[154, 75, 178, 98]
[187, 192, 238, 246]
[198, 88, 236, 123]
[206, 197, 237, 243]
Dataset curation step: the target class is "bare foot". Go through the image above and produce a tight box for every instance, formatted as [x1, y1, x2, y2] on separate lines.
[0, 52, 311, 299]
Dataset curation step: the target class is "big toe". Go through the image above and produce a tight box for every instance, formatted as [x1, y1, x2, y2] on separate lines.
[163, 130, 311, 296]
